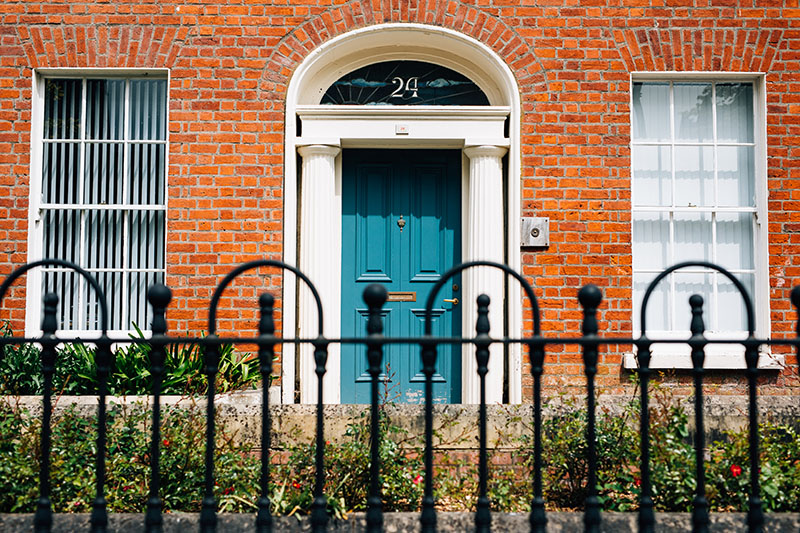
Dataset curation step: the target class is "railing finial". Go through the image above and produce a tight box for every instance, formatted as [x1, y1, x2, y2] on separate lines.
[147, 283, 172, 335]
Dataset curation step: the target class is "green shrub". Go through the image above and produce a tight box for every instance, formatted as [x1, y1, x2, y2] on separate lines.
[0, 401, 261, 513]
[0, 323, 260, 396]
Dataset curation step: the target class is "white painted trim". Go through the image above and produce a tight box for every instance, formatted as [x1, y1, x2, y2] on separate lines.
[24, 73, 45, 336]
[283, 23, 522, 405]
[622, 349, 784, 370]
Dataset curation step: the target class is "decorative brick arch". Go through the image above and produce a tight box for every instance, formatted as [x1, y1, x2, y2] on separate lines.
[611, 27, 785, 73]
[16, 24, 191, 69]
[261, 0, 546, 98]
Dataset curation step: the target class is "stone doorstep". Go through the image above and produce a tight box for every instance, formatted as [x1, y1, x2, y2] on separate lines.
[2, 512, 800, 533]
[3, 392, 799, 449]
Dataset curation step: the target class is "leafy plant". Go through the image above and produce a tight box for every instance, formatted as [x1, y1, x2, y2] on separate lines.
[0, 322, 260, 396]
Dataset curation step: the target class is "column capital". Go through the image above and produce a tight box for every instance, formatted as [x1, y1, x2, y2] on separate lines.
[297, 144, 340, 158]
[463, 144, 508, 159]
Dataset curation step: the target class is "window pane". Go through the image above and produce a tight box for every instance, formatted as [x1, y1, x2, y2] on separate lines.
[84, 210, 124, 269]
[128, 211, 166, 270]
[42, 270, 80, 330]
[716, 83, 754, 143]
[718, 273, 754, 332]
[128, 271, 164, 329]
[674, 83, 713, 142]
[632, 82, 670, 141]
[634, 272, 669, 332]
[84, 271, 125, 330]
[716, 212, 754, 270]
[128, 143, 166, 205]
[717, 145, 754, 207]
[632, 145, 671, 206]
[633, 212, 669, 270]
[43, 79, 81, 139]
[86, 80, 125, 140]
[42, 210, 80, 263]
[674, 272, 713, 332]
[674, 212, 712, 263]
[674, 146, 714, 207]
[129, 79, 167, 140]
[42, 142, 80, 204]
[84, 142, 125, 205]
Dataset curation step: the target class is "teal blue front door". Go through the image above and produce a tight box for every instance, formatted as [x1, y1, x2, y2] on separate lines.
[341, 149, 462, 404]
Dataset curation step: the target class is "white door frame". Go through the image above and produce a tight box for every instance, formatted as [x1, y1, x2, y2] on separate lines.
[281, 24, 522, 405]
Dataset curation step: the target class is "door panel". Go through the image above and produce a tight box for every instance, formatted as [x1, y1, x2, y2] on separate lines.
[341, 149, 461, 403]
[355, 165, 393, 282]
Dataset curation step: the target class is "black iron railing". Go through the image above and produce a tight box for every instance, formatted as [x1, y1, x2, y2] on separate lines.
[0, 258, 797, 533]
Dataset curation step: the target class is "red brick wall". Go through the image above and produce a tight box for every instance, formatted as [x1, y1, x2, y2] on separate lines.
[1, 0, 799, 400]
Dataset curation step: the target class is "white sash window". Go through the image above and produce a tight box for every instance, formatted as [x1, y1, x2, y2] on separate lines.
[27, 73, 168, 335]
[630, 76, 771, 368]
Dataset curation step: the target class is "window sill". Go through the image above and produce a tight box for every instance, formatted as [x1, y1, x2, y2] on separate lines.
[622, 348, 784, 370]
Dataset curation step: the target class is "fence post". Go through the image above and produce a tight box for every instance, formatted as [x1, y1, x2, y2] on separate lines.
[636, 334, 655, 533]
[527, 336, 546, 533]
[688, 295, 709, 533]
[420, 337, 438, 533]
[256, 293, 275, 533]
[145, 283, 171, 533]
[364, 283, 387, 533]
[200, 333, 221, 533]
[34, 292, 58, 533]
[311, 334, 330, 533]
[474, 294, 492, 533]
[578, 284, 602, 533]
[744, 332, 764, 533]
[90, 331, 113, 533]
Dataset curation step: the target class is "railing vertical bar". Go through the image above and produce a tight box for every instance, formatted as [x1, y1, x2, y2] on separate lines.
[636, 338, 654, 533]
[689, 295, 709, 533]
[90, 335, 112, 533]
[310, 336, 330, 532]
[256, 293, 275, 533]
[578, 285, 602, 533]
[528, 338, 546, 533]
[364, 284, 387, 533]
[145, 284, 171, 533]
[420, 339, 438, 533]
[474, 294, 492, 533]
[34, 292, 58, 533]
[744, 337, 764, 533]
[200, 336, 220, 533]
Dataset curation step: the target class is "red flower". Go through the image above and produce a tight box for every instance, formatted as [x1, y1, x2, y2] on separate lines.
[292, 481, 302, 489]
[730, 464, 742, 477]
[162, 439, 170, 447]
[222, 486, 234, 495]
[413, 475, 423, 485]
[634, 477, 641, 487]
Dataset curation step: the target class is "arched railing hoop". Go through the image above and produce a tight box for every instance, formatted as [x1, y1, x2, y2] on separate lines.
[639, 261, 755, 336]
[423, 260, 541, 336]
[0, 259, 110, 334]
[207, 259, 324, 335]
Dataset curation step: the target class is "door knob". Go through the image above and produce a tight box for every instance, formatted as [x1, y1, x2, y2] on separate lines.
[443, 298, 459, 306]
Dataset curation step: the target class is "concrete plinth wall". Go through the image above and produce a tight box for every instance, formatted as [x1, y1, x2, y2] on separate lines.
[2, 512, 800, 532]
[5, 392, 799, 450]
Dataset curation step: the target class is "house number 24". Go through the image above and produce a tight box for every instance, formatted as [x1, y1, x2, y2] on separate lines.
[390, 77, 419, 98]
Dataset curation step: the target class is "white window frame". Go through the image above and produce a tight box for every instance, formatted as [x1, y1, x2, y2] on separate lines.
[626, 72, 779, 370]
[25, 69, 170, 338]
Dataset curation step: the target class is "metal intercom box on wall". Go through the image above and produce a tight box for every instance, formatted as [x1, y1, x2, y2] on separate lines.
[521, 217, 550, 248]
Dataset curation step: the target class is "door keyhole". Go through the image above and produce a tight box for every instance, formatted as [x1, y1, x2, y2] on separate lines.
[397, 215, 406, 232]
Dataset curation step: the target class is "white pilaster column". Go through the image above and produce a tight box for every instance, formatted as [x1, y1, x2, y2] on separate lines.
[463, 145, 507, 404]
[297, 144, 340, 404]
